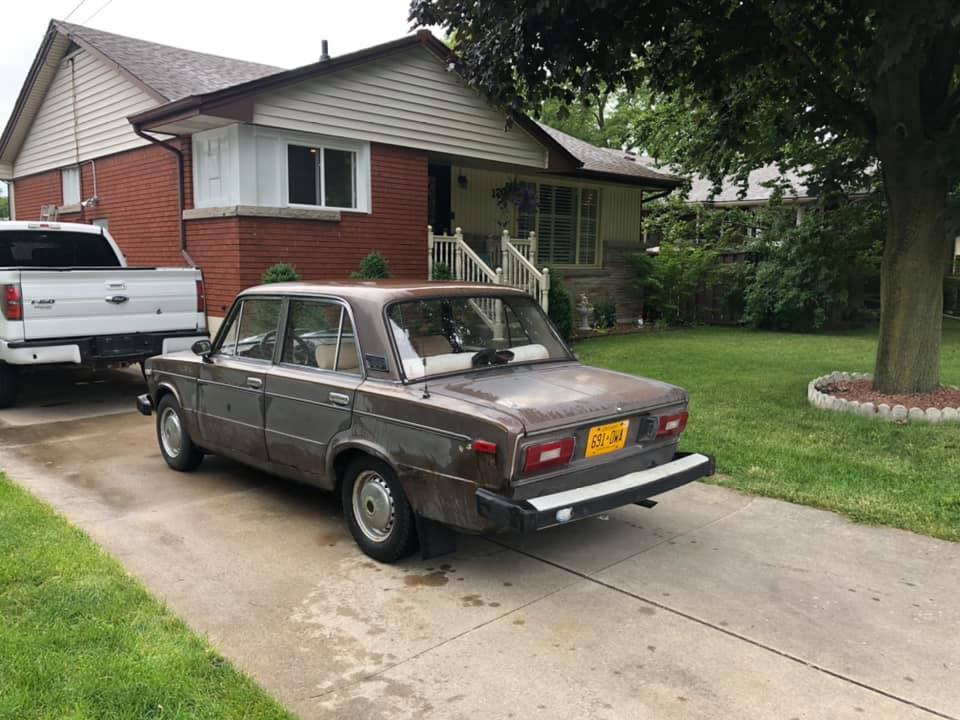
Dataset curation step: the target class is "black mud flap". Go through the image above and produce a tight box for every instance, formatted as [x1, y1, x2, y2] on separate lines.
[416, 515, 458, 559]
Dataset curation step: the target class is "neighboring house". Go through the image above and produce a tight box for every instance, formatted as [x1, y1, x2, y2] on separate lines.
[0, 21, 679, 326]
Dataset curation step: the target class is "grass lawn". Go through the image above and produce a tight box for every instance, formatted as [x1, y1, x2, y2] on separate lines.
[577, 318, 960, 541]
[0, 476, 294, 720]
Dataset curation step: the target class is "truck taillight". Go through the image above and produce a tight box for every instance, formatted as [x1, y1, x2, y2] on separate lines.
[523, 437, 575, 474]
[196, 279, 206, 313]
[2, 284, 23, 321]
[656, 411, 689, 438]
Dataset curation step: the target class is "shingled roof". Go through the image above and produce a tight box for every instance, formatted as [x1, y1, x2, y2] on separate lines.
[3, 20, 679, 191]
[54, 20, 283, 101]
[537, 123, 681, 189]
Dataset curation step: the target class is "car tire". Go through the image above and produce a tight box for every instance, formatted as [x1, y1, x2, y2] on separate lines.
[341, 457, 417, 563]
[0, 364, 18, 408]
[156, 394, 204, 472]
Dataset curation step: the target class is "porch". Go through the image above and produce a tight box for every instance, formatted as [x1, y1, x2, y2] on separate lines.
[427, 226, 550, 311]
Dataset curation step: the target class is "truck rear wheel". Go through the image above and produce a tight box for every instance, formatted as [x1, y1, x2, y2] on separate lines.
[0, 365, 19, 408]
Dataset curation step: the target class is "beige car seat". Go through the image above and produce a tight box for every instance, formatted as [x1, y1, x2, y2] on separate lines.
[411, 335, 453, 357]
[315, 342, 360, 371]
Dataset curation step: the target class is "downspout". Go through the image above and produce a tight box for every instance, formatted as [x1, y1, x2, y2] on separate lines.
[133, 126, 195, 267]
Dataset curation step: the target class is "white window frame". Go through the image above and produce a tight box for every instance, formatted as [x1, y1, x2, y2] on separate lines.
[61, 166, 81, 207]
[283, 137, 370, 213]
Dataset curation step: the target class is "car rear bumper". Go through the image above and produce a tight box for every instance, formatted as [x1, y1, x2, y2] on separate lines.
[476, 452, 715, 534]
[136, 393, 153, 416]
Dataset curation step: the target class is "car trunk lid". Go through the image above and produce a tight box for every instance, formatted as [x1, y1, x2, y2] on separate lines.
[427, 362, 687, 434]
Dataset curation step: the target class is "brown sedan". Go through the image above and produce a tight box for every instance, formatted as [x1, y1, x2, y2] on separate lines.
[137, 281, 714, 562]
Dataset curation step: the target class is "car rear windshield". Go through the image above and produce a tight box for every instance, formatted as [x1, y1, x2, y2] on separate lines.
[0, 230, 120, 267]
[387, 295, 570, 379]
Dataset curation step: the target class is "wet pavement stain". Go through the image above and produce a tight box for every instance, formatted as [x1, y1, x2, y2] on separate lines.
[403, 571, 449, 587]
[460, 594, 484, 607]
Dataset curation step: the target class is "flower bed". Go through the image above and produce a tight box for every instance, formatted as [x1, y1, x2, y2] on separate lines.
[808, 372, 960, 423]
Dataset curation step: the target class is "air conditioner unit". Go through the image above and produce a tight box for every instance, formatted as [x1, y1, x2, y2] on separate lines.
[40, 204, 59, 221]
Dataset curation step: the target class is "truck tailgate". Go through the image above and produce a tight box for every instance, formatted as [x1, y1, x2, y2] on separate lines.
[19, 269, 203, 340]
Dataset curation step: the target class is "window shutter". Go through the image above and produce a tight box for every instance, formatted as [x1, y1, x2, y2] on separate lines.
[539, 184, 576, 264]
[579, 188, 599, 264]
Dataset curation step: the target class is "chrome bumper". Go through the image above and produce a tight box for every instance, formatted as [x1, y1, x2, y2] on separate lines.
[476, 452, 715, 533]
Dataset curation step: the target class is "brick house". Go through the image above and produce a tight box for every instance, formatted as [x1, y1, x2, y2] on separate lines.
[0, 21, 679, 326]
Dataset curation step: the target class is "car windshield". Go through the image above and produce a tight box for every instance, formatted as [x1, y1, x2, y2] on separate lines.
[387, 295, 570, 379]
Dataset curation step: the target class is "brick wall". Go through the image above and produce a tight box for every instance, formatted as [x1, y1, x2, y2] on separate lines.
[13, 140, 429, 318]
[560, 241, 644, 325]
[11, 141, 189, 268]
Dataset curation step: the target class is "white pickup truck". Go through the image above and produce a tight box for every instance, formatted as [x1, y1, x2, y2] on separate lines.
[0, 221, 208, 407]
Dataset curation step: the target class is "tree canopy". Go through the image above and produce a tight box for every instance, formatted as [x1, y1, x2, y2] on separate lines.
[411, 0, 960, 394]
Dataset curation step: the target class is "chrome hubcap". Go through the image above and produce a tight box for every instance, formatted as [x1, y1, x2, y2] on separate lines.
[352, 470, 395, 543]
[159, 406, 183, 458]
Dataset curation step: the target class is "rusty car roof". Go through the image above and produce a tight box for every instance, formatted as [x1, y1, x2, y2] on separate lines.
[240, 280, 533, 303]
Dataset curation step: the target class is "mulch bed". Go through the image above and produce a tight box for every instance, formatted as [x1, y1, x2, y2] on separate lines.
[820, 378, 960, 410]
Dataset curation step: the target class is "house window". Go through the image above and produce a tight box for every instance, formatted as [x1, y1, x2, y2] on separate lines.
[530, 184, 600, 266]
[62, 166, 80, 206]
[287, 144, 357, 209]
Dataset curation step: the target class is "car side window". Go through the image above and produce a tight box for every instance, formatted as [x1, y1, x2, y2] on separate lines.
[282, 299, 361, 375]
[217, 298, 282, 361]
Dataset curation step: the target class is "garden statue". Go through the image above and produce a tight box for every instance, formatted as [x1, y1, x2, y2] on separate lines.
[577, 294, 594, 332]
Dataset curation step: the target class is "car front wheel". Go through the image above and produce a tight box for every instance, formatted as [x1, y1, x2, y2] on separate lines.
[156, 394, 204, 472]
[342, 457, 417, 562]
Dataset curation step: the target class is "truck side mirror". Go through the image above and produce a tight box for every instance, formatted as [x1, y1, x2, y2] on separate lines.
[191, 339, 212, 361]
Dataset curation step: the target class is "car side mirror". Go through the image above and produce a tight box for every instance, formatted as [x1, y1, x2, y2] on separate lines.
[191, 339, 213, 362]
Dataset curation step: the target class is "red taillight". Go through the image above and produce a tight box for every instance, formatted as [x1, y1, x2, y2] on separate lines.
[523, 437, 575, 474]
[472, 439, 498, 455]
[196, 279, 206, 313]
[2, 284, 23, 321]
[656, 411, 689, 438]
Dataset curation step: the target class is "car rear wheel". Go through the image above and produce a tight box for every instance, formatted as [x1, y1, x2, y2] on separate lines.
[342, 457, 417, 562]
[156, 394, 203, 472]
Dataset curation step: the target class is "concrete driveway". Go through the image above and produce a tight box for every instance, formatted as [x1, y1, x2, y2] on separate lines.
[1, 370, 958, 720]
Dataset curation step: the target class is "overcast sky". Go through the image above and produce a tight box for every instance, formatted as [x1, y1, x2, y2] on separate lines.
[0, 0, 433, 196]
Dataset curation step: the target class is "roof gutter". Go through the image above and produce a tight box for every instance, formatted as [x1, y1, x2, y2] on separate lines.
[133, 126, 194, 266]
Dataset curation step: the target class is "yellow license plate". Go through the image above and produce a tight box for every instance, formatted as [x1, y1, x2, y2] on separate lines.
[585, 420, 630, 458]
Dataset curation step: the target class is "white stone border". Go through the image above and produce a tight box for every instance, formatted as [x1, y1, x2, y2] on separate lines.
[808, 372, 960, 423]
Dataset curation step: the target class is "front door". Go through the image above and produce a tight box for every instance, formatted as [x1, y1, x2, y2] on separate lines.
[264, 298, 363, 485]
[197, 296, 282, 463]
[428, 163, 452, 235]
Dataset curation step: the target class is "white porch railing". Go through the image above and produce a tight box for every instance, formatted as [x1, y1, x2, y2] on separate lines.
[427, 226, 550, 314]
[499, 230, 550, 313]
[428, 226, 503, 330]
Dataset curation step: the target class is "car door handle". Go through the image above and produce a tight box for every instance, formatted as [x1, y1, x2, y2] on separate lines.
[329, 391, 351, 407]
[246, 377, 263, 389]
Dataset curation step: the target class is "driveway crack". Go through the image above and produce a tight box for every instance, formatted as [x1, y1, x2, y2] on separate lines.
[491, 536, 957, 720]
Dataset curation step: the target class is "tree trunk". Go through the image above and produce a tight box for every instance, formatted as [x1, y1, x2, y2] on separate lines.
[873, 155, 950, 394]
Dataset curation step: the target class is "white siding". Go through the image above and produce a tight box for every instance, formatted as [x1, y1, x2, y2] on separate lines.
[191, 124, 371, 212]
[14, 49, 158, 178]
[254, 47, 548, 169]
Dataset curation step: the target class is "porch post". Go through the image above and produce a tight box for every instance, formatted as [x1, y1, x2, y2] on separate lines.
[501, 230, 510, 286]
[495, 267, 505, 340]
[541, 267, 550, 313]
[528, 231, 538, 264]
[454, 227, 464, 280]
[427, 225, 434, 280]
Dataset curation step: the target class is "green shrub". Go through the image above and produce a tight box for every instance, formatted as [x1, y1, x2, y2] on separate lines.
[351, 251, 392, 279]
[946, 276, 960, 316]
[592, 299, 617, 329]
[742, 198, 883, 331]
[261, 262, 300, 284]
[547, 275, 573, 341]
[431, 262, 454, 281]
